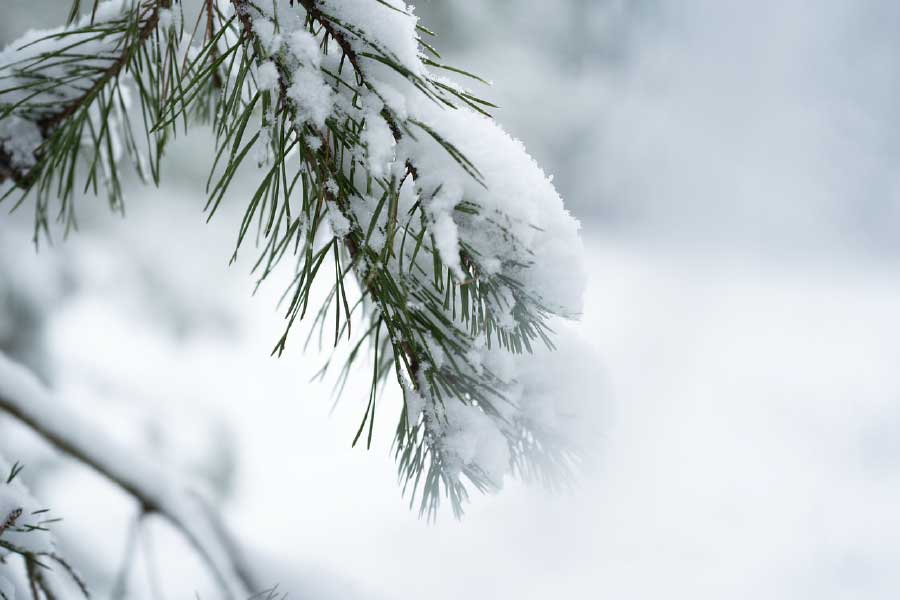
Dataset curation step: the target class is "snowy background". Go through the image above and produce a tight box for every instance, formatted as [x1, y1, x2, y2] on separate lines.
[3, 0, 900, 598]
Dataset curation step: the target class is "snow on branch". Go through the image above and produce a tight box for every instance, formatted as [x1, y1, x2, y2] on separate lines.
[0, 352, 256, 599]
[0, 0, 589, 517]
[0, 0, 176, 236]
[220, 0, 587, 515]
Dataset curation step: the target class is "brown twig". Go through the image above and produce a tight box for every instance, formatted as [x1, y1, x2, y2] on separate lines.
[0, 507, 22, 538]
[205, 0, 224, 89]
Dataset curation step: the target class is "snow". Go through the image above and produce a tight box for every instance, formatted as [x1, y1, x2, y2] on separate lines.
[387, 95, 586, 485]
[287, 29, 321, 68]
[226, 238, 900, 600]
[248, 15, 334, 130]
[157, 8, 174, 30]
[327, 206, 351, 238]
[320, 0, 422, 75]
[484, 323, 597, 450]
[287, 68, 335, 130]
[251, 17, 280, 53]
[438, 401, 510, 485]
[421, 183, 464, 277]
[256, 61, 280, 91]
[324, 179, 340, 195]
[0, 117, 42, 172]
[306, 135, 323, 151]
[360, 94, 395, 178]
[401, 99, 585, 317]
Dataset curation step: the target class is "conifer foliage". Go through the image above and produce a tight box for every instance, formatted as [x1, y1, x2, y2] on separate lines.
[0, 462, 88, 599]
[0, 0, 585, 518]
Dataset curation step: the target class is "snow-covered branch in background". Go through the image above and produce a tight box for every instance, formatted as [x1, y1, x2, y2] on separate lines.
[0, 352, 256, 599]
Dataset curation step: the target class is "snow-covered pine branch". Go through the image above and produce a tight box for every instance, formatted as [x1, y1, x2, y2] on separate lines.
[0, 0, 586, 517]
[0, 0, 177, 236]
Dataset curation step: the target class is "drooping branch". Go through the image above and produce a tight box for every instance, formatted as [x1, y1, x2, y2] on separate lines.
[0, 0, 587, 520]
[213, 0, 583, 517]
[0, 352, 258, 599]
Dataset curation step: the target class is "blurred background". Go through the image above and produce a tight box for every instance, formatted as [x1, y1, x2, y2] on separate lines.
[3, 0, 900, 598]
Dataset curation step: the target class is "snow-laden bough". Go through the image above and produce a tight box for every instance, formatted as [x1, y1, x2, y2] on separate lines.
[0, 0, 589, 517]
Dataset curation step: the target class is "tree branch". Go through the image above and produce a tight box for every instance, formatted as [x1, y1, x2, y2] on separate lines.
[0, 352, 257, 599]
[0, 0, 172, 187]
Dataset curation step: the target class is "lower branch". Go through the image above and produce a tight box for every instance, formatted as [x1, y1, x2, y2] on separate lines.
[0, 352, 257, 599]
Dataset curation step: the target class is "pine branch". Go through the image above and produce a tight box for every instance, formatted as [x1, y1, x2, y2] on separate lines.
[42, 2, 172, 134]
[1, 0, 587, 519]
[160, 0, 582, 517]
[0, 1, 167, 182]
[0, 0, 184, 239]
